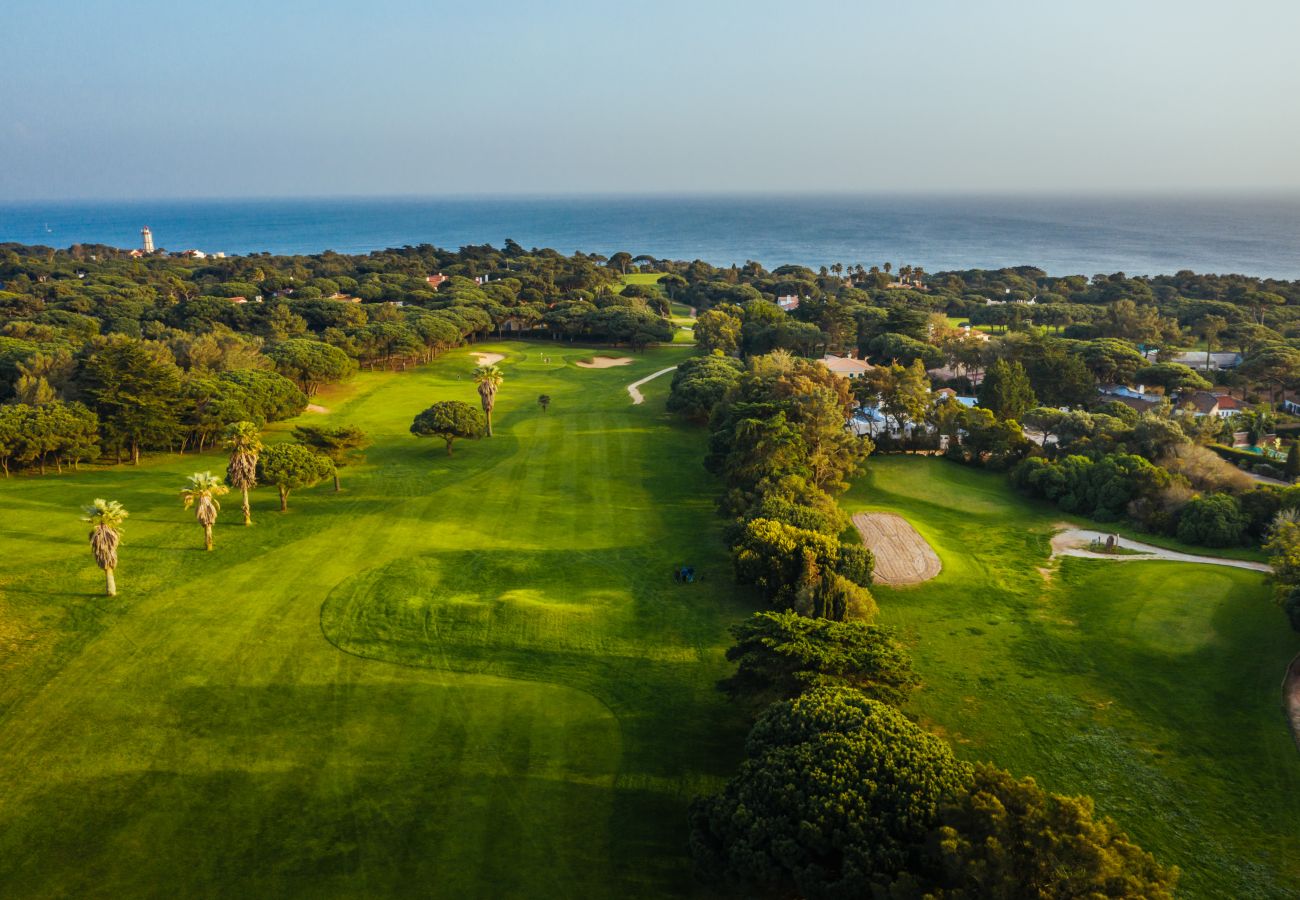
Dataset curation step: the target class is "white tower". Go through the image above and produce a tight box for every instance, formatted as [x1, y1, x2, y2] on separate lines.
[141, 226, 154, 254]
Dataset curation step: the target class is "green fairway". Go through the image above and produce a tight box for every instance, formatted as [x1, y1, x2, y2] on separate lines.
[0, 342, 750, 898]
[844, 457, 1300, 899]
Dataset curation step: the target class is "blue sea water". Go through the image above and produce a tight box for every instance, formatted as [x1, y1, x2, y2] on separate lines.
[1, 194, 1298, 279]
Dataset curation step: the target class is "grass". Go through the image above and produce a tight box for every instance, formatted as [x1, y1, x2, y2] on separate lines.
[844, 457, 1300, 899]
[6, 342, 1296, 898]
[0, 341, 751, 898]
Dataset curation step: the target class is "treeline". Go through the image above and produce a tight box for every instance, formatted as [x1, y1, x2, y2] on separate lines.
[0, 241, 677, 472]
[669, 350, 1176, 897]
[677, 351, 875, 620]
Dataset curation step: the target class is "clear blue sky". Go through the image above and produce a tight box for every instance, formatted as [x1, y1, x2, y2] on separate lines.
[4, 0, 1298, 200]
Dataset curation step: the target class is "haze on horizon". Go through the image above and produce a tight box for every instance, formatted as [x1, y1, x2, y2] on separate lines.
[4, 0, 1298, 203]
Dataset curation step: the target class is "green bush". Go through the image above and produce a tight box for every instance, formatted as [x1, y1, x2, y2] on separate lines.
[1176, 493, 1247, 547]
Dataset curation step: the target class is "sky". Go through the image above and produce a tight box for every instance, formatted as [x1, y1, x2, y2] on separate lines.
[3, 0, 1299, 201]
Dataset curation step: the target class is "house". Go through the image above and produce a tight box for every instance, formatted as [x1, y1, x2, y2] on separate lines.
[821, 354, 874, 379]
[1169, 350, 1242, 371]
[777, 295, 800, 312]
[1099, 384, 1162, 414]
[228, 296, 249, 304]
[1183, 390, 1247, 419]
[934, 387, 977, 408]
[425, 274, 449, 289]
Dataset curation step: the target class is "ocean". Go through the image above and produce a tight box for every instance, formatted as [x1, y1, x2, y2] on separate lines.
[1, 194, 1299, 279]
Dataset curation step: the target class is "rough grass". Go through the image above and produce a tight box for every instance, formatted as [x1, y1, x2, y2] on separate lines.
[0, 341, 751, 898]
[845, 457, 1300, 899]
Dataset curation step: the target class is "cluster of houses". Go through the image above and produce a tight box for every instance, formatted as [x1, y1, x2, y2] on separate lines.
[821, 348, 1258, 446]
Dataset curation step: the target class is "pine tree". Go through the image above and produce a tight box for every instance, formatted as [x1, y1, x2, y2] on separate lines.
[977, 358, 1037, 421]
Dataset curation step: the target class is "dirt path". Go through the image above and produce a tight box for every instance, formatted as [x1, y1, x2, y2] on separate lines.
[852, 512, 942, 585]
[626, 367, 677, 405]
[1285, 654, 1300, 753]
[1050, 527, 1270, 573]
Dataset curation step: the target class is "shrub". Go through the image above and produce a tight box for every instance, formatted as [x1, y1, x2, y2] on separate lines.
[1175, 493, 1247, 547]
[1284, 587, 1300, 632]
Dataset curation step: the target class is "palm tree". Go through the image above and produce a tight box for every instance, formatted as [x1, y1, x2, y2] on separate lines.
[83, 498, 127, 596]
[473, 364, 504, 436]
[181, 471, 230, 551]
[224, 421, 262, 526]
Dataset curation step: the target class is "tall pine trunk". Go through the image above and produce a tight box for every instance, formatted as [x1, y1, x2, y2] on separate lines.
[279, 486, 288, 511]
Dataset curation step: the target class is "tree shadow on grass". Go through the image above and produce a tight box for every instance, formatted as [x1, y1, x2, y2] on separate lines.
[320, 549, 750, 783]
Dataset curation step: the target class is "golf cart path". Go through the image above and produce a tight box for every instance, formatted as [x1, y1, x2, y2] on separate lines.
[627, 367, 677, 405]
[1050, 526, 1270, 573]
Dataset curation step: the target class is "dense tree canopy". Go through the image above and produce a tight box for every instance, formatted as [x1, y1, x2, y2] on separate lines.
[719, 611, 918, 710]
[689, 687, 970, 898]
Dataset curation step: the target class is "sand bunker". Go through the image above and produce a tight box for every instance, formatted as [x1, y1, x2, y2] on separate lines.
[576, 356, 635, 369]
[470, 352, 505, 366]
[306, 404, 329, 414]
[853, 513, 942, 585]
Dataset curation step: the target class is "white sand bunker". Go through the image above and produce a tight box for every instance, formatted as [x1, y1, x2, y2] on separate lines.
[853, 513, 942, 585]
[470, 352, 505, 366]
[576, 356, 634, 369]
[306, 404, 329, 414]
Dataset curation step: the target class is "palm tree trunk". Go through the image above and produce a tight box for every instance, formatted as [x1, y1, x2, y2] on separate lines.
[485, 410, 493, 437]
[242, 488, 252, 525]
[279, 486, 288, 511]
[204, 523, 213, 551]
[105, 567, 116, 597]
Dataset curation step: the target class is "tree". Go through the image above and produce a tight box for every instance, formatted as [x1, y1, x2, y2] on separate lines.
[667, 353, 744, 423]
[292, 424, 370, 491]
[224, 421, 263, 526]
[411, 401, 486, 456]
[1175, 493, 1246, 547]
[1286, 442, 1300, 482]
[473, 364, 504, 437]
[257, 443, 334, 511]
[719, 611, 919, 710]
[694, 309, 743, 355]
[904, 763, 1178, 898]
[731, 518, 874, 619]
[537, 394, 551, 413]
[83, 498, 127, 597]
[1199, 314, 1229, 369]
[78, 338, 183, 464]
[180, 471, 229, 551]
[1241, 342, 1300, 407]
[689, 687, 970, 898]
[267, 339, 356, 396]
[1265, 514, 1300, 592]
[978, 358, 1037, 421]
[1135, 362, 1211, 393]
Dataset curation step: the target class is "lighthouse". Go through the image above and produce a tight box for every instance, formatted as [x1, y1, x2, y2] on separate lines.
[141, 226, 154, 254]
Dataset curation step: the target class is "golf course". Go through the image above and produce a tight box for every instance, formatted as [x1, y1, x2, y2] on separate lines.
[1, 343, 1298, 897]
